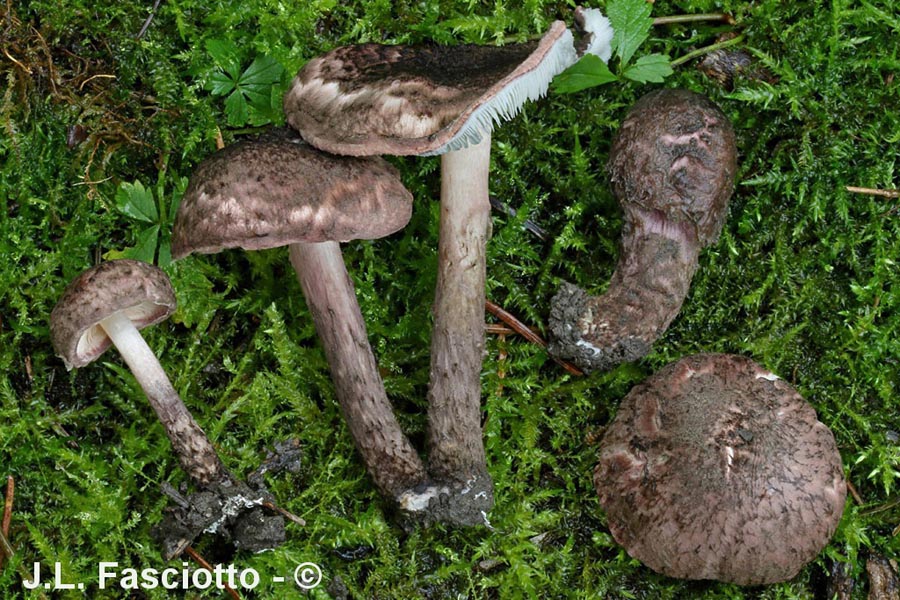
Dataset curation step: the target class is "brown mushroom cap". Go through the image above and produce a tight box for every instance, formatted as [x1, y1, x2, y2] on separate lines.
[595, 353, 847, 585]
[171, 128, 413, 259]
[283, 21, 576, 157]
[607, 88, 737, 247]
[50, 260, 177, 370]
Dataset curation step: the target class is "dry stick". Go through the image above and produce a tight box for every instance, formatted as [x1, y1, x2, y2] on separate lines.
[484, 300, 584, 376]
[185, 546, 241, 600]
[859, 495, 900, 517]
[0, 476, 11, 570]
[670, 34, 746, 68]
[135, 0, 164, 39]
[2, 476, 12, 534]
[846, 478, 864, 506]
[653, 13, 735, 26]
[846, 186, 900, 198]
[261, 501, 306, 526]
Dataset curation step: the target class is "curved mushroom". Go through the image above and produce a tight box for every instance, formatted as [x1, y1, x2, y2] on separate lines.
[172, 128, 428, 505]
[283, 10, 613, 525]
[50, 259, 227, 485]
[595, 353, 847, 585]
[548, 89, 737, 373]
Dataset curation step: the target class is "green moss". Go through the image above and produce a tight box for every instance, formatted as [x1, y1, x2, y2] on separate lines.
[2, 0, 898, 598]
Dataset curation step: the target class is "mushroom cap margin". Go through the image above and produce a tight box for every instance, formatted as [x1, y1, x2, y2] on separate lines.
[50, 259, 177, 370]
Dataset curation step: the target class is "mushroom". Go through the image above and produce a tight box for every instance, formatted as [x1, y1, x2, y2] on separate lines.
[50, 259, 226, 485]
[283, 10, 613, 524]
[595, 353, 847, 585]
[171, 128, 429, 505]
[548, 89, 737, 373]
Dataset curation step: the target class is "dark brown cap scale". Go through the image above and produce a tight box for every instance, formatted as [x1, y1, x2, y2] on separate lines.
[595, 353, 846, 585]
[50, 259, 177, 370]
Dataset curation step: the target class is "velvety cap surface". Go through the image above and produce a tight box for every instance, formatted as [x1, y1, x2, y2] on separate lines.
[171, 128, 413, 258]
[283, 21, 575, 156]
[50, 260, 177, 369]
[595, 353, 846, 585]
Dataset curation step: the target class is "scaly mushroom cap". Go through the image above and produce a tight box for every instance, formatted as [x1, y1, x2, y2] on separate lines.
[171, 128, 413, 258]
[50, 260, 177, 370]
[595, 353, 846, 585]
[283, 20, 579, 157]
[607, 88, 737, 247]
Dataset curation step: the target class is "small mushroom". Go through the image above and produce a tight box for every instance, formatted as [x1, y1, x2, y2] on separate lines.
[283, 10, 613, 525]
[595, 353, 847, 585]
[171, 128, 428, 504]
[50, 259, 226, 485]
[548, 89, 737, 373]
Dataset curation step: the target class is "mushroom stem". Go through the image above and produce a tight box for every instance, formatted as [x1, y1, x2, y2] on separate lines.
[549, 213, 702, 373]
[98, 310, 226, 486]
[288, 241, 428, 499]
[426, 135, 494, 501]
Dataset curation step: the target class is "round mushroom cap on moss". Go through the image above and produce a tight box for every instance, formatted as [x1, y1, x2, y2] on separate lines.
[50, 260, 177, 370]
[283, 20, 577, 157]
[595, 353, 846, 585]
[607, 88, 737, 247]
[171, 128, 413, 259]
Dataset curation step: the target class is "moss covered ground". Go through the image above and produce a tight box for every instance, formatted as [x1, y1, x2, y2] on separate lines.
[1, 0, 898, 598]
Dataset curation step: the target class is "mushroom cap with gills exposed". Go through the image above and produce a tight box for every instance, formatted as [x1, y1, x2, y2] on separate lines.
[282, 18, 595, 157]
[595, 353, 847, 585]
[50, 259, 177, 370]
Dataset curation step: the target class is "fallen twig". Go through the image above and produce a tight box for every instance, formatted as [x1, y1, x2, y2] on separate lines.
[262, 501, 306, 526]
[671, 34, 746, 68]
[485, 299, 584, 376]
[135, 0, 164, 40]
[653, 13, 735, 26]
[846, 478, 864, 506]
[185, 546, 241, 600]
[845, 186, 900, 198]
[2, 476, 13, 536]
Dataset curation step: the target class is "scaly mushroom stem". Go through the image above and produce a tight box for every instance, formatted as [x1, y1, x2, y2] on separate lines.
[550, 212, 701, 373]
[98, 311, 226, 486]
[425, 135, 494, 514]
[289, 241, 428, 499]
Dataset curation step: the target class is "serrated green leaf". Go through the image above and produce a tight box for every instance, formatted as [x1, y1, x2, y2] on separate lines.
[623, 54, 673, 83]
[207, 71, 236, 96]
[607, 0, 653, 66]
[552, 54, 618, 94]
[205, 38, 243, 79]
[239, 56, 283, 89]
[224, 91, 249, 127]
[115, 181, 157, 222]
[124, 225, 160, 264]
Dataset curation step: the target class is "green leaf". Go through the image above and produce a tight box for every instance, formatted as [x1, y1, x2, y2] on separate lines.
[115, 181, 157, 223]
[552, 54, 618, 94]
[623, 54, 673, 83]
[117, 225, 160, 264]
[607, 0, 653, 66]
[205, 38, 243, 79]
[224, 91, 249, 127]
[239, 56, 283, 89]
[207, 71, 236, 96]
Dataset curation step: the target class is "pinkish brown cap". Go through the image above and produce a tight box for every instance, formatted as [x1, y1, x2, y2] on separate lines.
[50, 260, 177, 370]
[282, 20, 579, 157]
[595, 353, 846, 585]
[171, 128, 413, 259]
